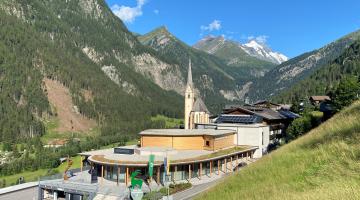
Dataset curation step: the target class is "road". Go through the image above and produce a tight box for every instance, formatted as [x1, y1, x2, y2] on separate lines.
[0, 186, 38, 200]
[173, 175, 227, 200]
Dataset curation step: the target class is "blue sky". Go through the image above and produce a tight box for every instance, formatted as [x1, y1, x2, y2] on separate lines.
[105, 0, 360, 58]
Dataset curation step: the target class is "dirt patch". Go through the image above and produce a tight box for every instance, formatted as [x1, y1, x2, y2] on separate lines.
[44, 78, 96, 133]
[82, 89, 93, 102]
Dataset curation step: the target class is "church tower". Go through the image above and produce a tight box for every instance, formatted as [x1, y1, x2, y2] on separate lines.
[184, 59, 194, 129]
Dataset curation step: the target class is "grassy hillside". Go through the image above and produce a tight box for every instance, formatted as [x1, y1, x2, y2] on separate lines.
[196, 100, 360, 200]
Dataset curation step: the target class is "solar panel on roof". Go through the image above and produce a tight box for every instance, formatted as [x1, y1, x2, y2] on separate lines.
[278, 110, 299, 119]
[215, 115, 262, 124]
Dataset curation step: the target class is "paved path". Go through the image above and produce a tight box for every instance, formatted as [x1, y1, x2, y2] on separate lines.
[172, 159, 257, 200]
[173, 174, 228, 200]
[0, 186, 38, 200]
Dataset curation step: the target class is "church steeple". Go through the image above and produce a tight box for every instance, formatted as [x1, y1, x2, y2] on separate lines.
[186, 58, 193, 89]
[184, 58, 195, 129]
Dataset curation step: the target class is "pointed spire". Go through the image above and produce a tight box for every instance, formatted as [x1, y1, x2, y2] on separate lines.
[187, 58, 193, 88]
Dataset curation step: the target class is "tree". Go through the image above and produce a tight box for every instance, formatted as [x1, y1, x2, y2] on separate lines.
[333, 76, 360, 111]
[286, 116, 312, 141]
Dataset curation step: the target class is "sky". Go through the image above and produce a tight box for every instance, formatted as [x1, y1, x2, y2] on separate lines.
[105, 0, 360, 58]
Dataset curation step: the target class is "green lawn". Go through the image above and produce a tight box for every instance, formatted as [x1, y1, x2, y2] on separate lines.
[0, 169, 48, 186]
[196, 100, 360, 200]
[0, 156, 81, 187]
[41, 118, 100, 143]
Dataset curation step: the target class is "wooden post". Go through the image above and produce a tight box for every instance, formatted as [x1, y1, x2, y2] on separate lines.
[80, 156, 83, 172]
[156, 166, 160, 184]
[173, 166, 177, 182]
[117, 166, 120, 186]
[224, 158, 227, 173]
[236, 154, 238, 172]
[188, 164, 191, 180]
[126, 167, 129, 186]
[217, 160, 220, 175]
[199, 163, 202, 179]
[110, 165, 113, 180]
[101, 165, 104, 183]
[230, 157, 233, 172]
[210, 161, 212, 177]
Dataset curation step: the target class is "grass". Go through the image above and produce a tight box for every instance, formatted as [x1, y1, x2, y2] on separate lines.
[0, 169, 49, 186]
[41, 118, 100, 143]
[0, 156, 81, 186]
[196, 100, 360, 200]
[151, 115, 183, 128]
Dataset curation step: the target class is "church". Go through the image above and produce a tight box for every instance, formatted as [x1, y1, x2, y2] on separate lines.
[184, 59, 210, 129]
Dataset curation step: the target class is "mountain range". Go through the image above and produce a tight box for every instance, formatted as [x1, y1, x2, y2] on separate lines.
[194, 35, 288, 65]
[247, 30, 360, 102]
[1, 0, 360, 144]
[0, 0, 276, 143]
[137, 26, 276, 103]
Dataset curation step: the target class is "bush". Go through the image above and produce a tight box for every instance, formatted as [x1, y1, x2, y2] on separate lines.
[286, 111, 324, 142]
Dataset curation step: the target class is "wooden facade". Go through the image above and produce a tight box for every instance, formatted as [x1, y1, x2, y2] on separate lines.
[141, 134, 235, 151]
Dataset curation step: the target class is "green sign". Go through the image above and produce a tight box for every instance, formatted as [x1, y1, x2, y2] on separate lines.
[148, 154, 155, 177]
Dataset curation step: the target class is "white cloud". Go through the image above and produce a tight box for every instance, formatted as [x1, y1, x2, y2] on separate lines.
[153, 9, 159, 15]
[254, 35, 268, 44]
[241, 35, 269, 44]
[201, 20, 222, 32]
[247, 35, 255, 40]
[111, 0, 147, 23]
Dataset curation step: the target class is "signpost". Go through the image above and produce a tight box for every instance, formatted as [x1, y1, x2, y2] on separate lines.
[163, 155, 171, 200]
[148, 154, 155, 180]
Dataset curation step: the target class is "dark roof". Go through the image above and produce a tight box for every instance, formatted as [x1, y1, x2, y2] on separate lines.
[252, 100, 281, 107]
[224, 104, 242, 110]
[192, 98, 209, 113]
[239, 106, 285, 120]
[278, 109, 300, 119]
[223, 106, 298, 121]
[215, 114, 263, 124]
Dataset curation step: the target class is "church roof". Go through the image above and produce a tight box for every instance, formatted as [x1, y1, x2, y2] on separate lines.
[192, 98, 210, 113]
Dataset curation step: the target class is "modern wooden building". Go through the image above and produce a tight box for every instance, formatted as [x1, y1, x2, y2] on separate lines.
[140, 129, 235, 151]
[79, 129, 257, 186]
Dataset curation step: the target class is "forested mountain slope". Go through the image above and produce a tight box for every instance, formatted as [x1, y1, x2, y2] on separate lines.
[0, 0, 185, 144]
[197, 100, 360, 200]
[138, 26, 272, 103]
[275, 39, 360, 103]
[248, 30, 360, 101]
[138, 26, 238, 104]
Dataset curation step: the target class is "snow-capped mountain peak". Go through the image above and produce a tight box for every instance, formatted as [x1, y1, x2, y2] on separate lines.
[244, 40, 264, 50]
[241, 40, 288, 64]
